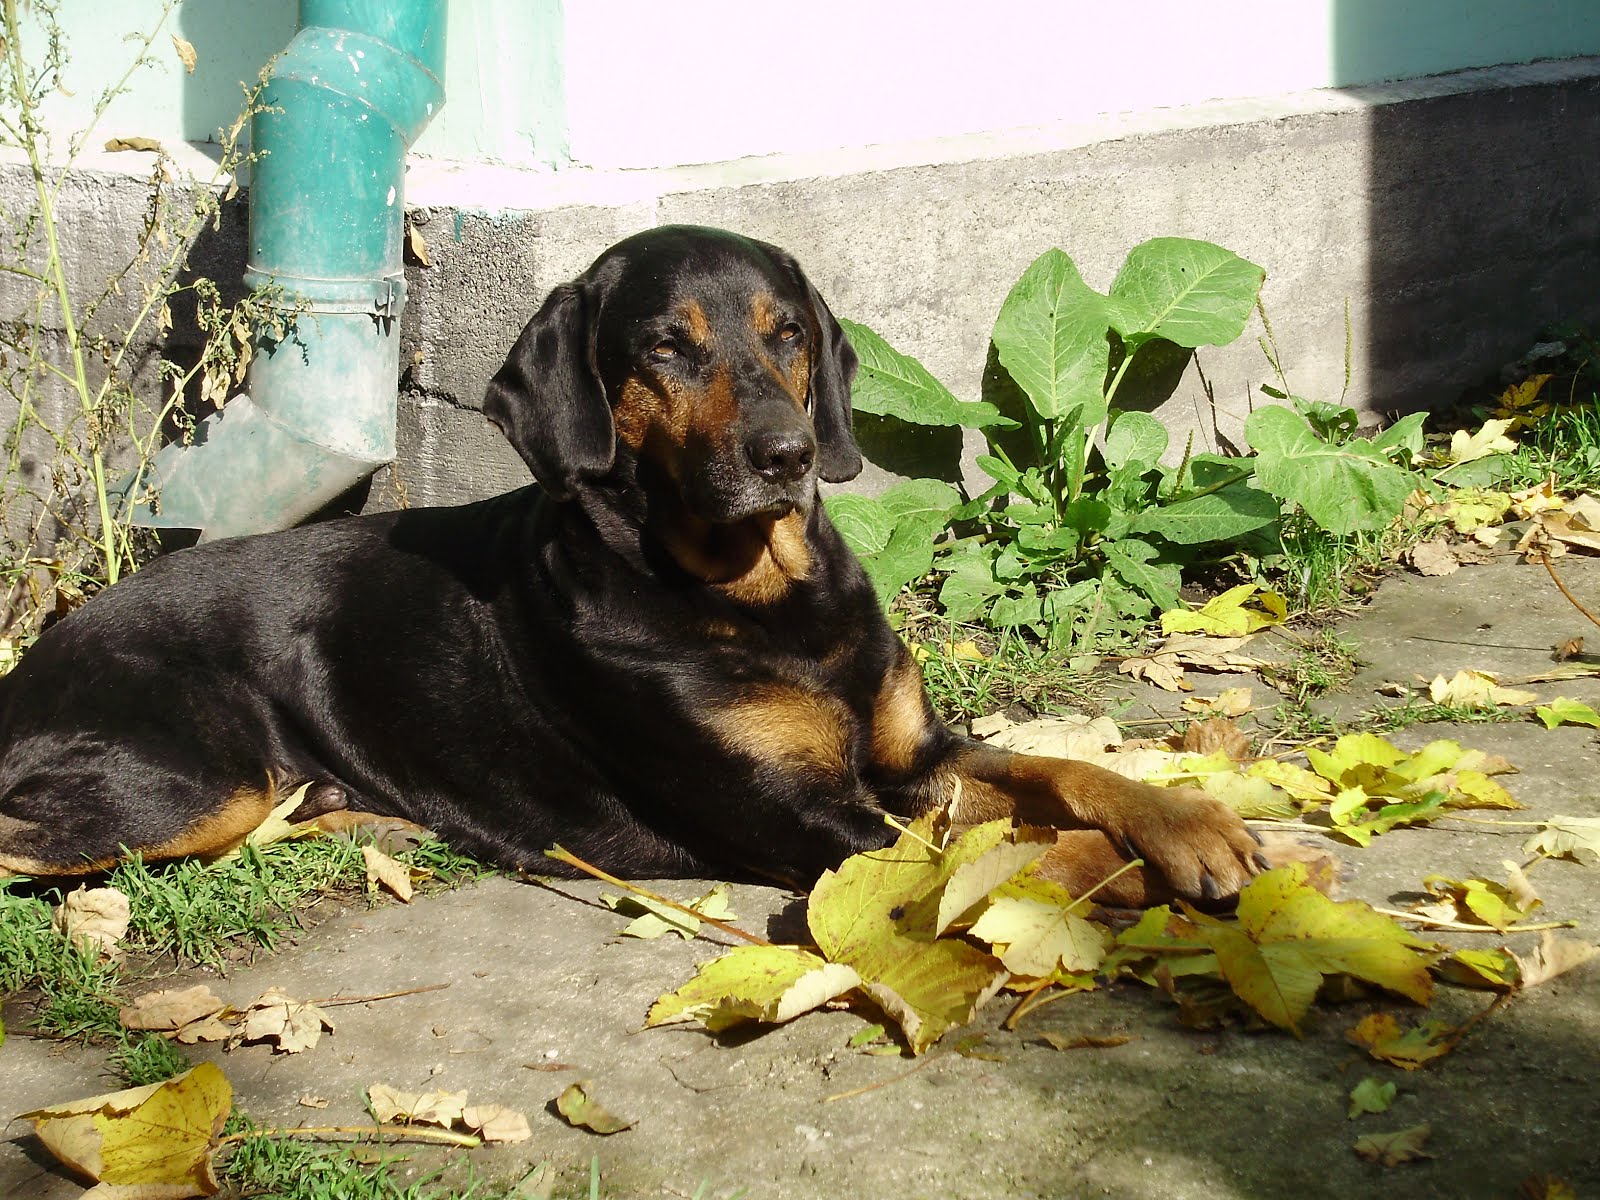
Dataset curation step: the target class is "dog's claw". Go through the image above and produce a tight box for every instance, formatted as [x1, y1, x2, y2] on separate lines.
[1199, 872, 1222, 901]
[1253, 851, 1271, 872]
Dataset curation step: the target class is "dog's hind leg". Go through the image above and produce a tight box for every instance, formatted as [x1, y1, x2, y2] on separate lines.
[0, 765, 278, 877]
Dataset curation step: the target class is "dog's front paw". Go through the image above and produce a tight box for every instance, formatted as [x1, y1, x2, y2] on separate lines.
[1097, 782, 1262, 902]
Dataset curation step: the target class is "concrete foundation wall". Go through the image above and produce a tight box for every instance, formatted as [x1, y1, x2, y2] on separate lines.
[4, 59, 1599, 518]
[387, 58, 1600, 507]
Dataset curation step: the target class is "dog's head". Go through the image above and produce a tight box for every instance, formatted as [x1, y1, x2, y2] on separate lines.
[484, 226, 861, 521]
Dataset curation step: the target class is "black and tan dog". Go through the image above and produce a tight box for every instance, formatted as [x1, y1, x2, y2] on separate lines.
[0, 226, 1262, 904]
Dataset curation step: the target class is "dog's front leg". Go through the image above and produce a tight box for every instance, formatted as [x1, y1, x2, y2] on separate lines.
[867, 645, 1262, 905]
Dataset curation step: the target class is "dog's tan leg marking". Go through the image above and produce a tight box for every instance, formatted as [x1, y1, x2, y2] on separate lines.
[870, 644, 936, 775]
[144, 786, 278, 861]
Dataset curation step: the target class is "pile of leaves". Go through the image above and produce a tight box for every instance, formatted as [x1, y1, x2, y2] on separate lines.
[647, 813, 1467, 1052]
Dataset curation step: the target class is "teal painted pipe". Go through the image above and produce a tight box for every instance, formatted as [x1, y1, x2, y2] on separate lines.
[128, 0, 445, 540]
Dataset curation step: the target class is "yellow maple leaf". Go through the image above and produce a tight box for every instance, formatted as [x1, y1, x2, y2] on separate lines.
[1184, 865, 1439, 1034]
[19, 1064, 232, 1195]
[1447, 418, 1518, 464]
[1490, 372, 1553, 430]
[1160, 585, 1288, 638]
[1346, 1012, 1454, 1069]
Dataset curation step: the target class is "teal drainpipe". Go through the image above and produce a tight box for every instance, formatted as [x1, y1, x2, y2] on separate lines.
[128, 0, 446, 540]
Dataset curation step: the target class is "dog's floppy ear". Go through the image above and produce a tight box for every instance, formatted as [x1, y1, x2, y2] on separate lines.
[804, 279, 863, 483]
[483, 282, 614, 500]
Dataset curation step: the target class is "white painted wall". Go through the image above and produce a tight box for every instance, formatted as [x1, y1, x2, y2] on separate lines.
[24, 0, 1600, 171]
[562, 1, 1334, 167]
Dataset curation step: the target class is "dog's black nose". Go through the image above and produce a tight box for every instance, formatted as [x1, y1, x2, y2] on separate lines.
[745, 429, 815, 483]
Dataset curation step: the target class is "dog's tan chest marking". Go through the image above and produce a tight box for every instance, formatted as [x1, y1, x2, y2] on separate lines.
[708, 683, 852, 778]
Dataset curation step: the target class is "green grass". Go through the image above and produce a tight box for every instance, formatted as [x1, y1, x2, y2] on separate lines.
[0, 882, 124, 1039]
[221, 1138, 748, 1200]
[1499, 395, 1600, 493]
[1, 835, 490, 1072]
[109, 1030, 191, 1085]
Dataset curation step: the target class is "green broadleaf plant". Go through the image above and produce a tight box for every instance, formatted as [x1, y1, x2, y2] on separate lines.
[831, 237, 1430, 643]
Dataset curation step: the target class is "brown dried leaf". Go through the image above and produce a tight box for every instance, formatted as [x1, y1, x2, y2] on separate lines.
[1353, 1123, 1433, 1166]
[367, 1084, 467, 1128]
[53, 886, 130, 959]
[1037, 1032, 1134, 1051]
[120, 986, 226, 1032]
[104, 136, 163, 153]
[362, 843, 414, 902]
[462, 1103, 532, 1143]
[1176, 717, 1251, 761]
[405, 221, 431, 267]
[1552, 637, 1584, 662]
[171, 34, 197, 73]
[982, 715, 1123, 760]
[1408, 537, 1460, 577]
[232, 987, 333, 1054]
[172, 1015, 235, 1045]
[1511, 930, 1600, 989]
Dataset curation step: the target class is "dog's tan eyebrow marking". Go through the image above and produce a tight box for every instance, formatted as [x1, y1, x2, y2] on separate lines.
[678, 299, 712, 346]
[751, 292, 780, 337]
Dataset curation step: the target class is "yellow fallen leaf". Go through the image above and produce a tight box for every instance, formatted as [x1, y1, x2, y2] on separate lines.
[1446, 418, 1517, 464]
[1160, 584, 1287, 638]
[1346, 1012, 1454, 1069]
[1509, 476, 1562, 519]
[1492, 373, 1552, 430]
[554, 1080, 635, 1135]
[967, 876, 1107, 977]
[1180, 686, 1254, 717]
[19, 1063, 231, 1196]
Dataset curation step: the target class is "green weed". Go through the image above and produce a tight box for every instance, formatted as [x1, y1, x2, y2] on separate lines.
[913, 623, 1097, 722]
[1358, 698, 1527, 733]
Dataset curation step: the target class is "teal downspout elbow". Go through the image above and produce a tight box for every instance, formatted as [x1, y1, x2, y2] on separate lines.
[131, 0, 446, 540]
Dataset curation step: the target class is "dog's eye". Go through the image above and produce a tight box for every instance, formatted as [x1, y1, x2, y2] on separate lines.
[777, 322, 803, 344]
[650, 339, 680, 360]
